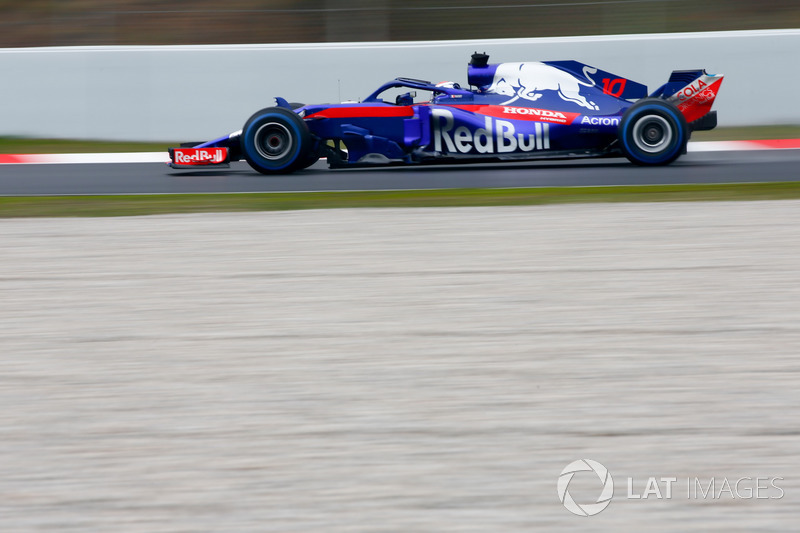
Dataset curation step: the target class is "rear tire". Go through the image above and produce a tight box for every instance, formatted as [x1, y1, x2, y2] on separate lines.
[240, 107, 311, 174]
[618, 99, 688, 166]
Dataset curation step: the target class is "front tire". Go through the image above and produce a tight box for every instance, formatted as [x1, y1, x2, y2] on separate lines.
[618, 99, 688, 166]
[240, 107, 311, 174]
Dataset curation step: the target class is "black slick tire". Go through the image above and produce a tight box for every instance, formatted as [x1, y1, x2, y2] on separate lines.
[617, 98, 688, 166]
[240, 107, 312, 174]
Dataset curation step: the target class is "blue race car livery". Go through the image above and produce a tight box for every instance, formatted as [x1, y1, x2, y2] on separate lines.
[169, 53, 723, 174]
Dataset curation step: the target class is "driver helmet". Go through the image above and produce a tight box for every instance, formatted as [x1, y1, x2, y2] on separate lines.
[435, 81, 461, 89]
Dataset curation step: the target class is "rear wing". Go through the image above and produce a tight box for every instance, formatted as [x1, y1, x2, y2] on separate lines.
[651, 70, 724, 124]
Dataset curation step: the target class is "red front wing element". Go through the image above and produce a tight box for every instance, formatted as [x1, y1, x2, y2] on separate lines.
[169, 147, 230, 169]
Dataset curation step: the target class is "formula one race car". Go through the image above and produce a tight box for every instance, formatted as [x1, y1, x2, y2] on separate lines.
[168, 53, 723, 174]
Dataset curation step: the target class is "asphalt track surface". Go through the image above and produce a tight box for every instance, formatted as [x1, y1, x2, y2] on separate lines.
[1, 149, 799, 195]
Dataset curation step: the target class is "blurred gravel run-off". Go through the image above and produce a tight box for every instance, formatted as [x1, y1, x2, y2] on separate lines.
[1, 202, 799, 531]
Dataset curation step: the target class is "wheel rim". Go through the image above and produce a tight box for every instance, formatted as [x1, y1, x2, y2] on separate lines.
[254, 122, 294, 160]
[632, 114, 673, 154]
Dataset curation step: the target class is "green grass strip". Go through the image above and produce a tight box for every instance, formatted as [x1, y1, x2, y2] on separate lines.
[3, 182, 800, 218]
[690, 125, 800, 142]
[0, 137, 173, 154]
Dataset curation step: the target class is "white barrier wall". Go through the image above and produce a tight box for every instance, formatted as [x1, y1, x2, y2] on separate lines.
[1, 29, 798, 141]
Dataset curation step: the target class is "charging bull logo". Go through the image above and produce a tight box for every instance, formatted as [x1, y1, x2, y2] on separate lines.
[432, 108, 550, 154]
[488, 62, 599, 110]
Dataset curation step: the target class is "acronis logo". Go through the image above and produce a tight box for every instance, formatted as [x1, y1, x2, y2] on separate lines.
[580, 116, 620, 126]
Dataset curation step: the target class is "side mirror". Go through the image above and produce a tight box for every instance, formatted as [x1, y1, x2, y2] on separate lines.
[396, 91, 416, 105]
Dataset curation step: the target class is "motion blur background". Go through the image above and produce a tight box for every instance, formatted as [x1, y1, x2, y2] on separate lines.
[3, 3, 800, 532]
[2, 0, 799, 47]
